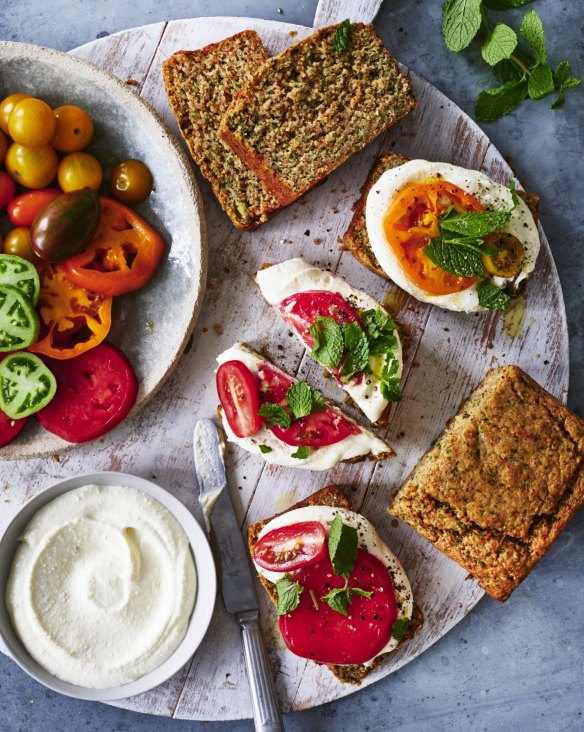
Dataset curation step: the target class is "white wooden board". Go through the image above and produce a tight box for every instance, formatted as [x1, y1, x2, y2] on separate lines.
[0, 2, 569, 722]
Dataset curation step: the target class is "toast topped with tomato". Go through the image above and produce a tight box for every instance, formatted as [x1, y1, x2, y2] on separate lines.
[255, 258, 404, 425]
[216, 342, 394, 470]
[248, 485, 422, 684]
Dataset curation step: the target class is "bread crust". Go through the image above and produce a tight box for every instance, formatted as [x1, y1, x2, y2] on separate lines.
[219, 23, 417, 206]
[248, 485, 423, 684]
[389, 365, 584, 602]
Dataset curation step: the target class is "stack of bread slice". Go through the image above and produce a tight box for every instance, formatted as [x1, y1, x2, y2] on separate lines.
[163, 23, 416, 230]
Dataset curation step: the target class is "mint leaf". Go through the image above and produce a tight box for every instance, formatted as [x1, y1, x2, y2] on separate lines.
[286, 382, 313, 419]
[351, 587, 373, 598]
[341, 322, 369, 381]
[321, 585, 351, 616]
[259, 444, 272, 454]
[509, 179, 520, 208]
[328, 515, 358, 580]
[441, 0, 482, 52]
[484, 0, 533, 7]
[333, 19, 351, 53]
[562, 77, 581, 90]
[391, 617, 411, 641]
[475, 78, 528, 121]
[423, 237, 485, 278]
[478, 280, 512, 310]
[520, 9, 546, 65]
[380, 377, 403, 402]
[554, 60, 572, 88]
[291, 445, 311, 460]
[439, 209, 512, 238]
[362, 309, 398, 356]
[276, 576, 303, 615]
[310, 316, 344, 369]
[258, 402, 291, 428]
[481, 23, 517, 66]
[528, 64, 555, 100]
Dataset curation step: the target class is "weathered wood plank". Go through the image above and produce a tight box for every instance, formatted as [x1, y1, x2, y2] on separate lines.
[313, 0, 383, 27]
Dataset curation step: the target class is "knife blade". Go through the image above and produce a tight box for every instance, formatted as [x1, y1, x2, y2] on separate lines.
[193, 418, 284, 732]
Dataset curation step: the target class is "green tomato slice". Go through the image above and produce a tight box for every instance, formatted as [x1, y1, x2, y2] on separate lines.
[0, 254, 40, 306]
[0, 284, 40, 352]
[0, 353, 56, 419]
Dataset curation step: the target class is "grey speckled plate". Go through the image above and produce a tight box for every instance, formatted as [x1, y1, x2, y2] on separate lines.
[0, 41, 207, 460]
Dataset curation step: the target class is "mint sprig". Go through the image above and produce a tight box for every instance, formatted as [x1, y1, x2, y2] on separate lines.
[478, 280, 512, 310]
[286, 381, 325, 419]
[442, 2, 580, 120]
[309, 316, 344, 369]
[276, 576, 303, 615]
[258, 402, 291, 428]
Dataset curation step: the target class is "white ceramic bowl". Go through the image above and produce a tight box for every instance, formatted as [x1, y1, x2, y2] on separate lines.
[0, 471, 216, 701]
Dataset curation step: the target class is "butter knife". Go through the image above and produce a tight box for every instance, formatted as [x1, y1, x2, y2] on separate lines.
[193, 418, 284, 732]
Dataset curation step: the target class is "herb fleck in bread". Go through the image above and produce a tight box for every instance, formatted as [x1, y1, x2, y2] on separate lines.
[248, 485, 423, 684]
[162, 32, 281, 230]
[343, 152, 541, 280]
[389, 366, 584, 602]
[219, 23, 417, 207]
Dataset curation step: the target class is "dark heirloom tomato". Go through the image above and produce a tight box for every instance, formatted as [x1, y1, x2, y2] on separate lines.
[0, 408, 27, 448]
[253, 522, 327, 572]
[61, 197, 164, 297]
[279, 290, 360, 347]
[35, 342, 138, 443]
[279, 549, 397, 666]
[217, 360, 262, 438]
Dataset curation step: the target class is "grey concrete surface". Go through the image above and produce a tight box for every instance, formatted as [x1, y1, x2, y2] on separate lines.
[0, 1, 583, 731]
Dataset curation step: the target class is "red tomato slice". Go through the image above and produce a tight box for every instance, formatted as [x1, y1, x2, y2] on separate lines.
[279, 290, 360, 349]
[35, 342, 138, 443]
[259, 361, 360, 448]
[7, 188, 61, 226]
[0, 408, 27, 448]
[217, 360, 262, 438]
[271, 409, 360, 447]
[279, 549, 397, 665]
[253, 521, 327, 572]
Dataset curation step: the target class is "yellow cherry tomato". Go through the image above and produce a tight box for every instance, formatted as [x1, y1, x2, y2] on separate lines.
[58, 151, 103, 192]
[5, 143, 59, 189]
[110, 159, 153, 205]
[0, 93, 30, 134]
[482, 232, 525, 278]
[8, 97, 56, 147]
[0, 129, 7, 165]
[3, 227, 38, 262]
[51, 105, 94, 153]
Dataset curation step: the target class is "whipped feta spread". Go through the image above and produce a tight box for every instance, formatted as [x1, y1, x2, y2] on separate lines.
[256, 258, 403, 423]
[6, 484, 196, 688]
[217, 343, 392, 470]
[255, 506, 413, 664]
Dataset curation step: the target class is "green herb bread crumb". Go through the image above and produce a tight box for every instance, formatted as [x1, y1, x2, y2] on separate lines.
[389, 365, 584, 602]
[219, 23, 417, 206]
[248, 485, 423, 684]
[162, 31, 281, 230]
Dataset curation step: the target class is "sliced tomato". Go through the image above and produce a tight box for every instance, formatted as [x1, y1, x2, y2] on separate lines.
[60, 197, 164, 297]
[279, 290, 360, 348]
[0, 407, 27, 448]
[253, 521, 327, 572]
[217, 360, 262, 438]
[35, 342, 138, 443]
[279, 549, 397, 665]
[258, 363, 294, 404]
[28, 263, 112, 360]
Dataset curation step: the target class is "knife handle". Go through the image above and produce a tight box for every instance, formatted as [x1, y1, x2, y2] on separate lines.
[238, 610, 285, 732]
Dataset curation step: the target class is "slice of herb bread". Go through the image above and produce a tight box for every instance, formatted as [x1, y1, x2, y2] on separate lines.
[162, 31, 281, 230]
[219, 23, 417, 207]
[248, 485, 423, 684]
[343, 151, 541, 280]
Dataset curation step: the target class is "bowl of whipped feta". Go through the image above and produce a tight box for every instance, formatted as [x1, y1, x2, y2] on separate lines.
[0, 471, 216, 700]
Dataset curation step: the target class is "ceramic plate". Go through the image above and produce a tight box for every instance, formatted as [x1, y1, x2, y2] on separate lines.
[0, 41, 207, 459]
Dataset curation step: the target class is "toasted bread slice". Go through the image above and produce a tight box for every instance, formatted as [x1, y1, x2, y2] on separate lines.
[163, 31, 282, 230]
[342, 152, 541, 280]
[219, 24, 416, 207]
[249, 485, 423, 684]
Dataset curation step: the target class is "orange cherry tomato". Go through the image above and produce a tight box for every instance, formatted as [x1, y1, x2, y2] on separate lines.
[383, 180, 484, 296]
[51, 105, 94, 153]
[0, 93, 30, 134]
[28, 263, 112, 360]
[110, 159, 153, 205]
[5, 143, 59, 189]
[8, 97, 56, 147]
[61, 197, 165, 296]
[2, 227, 38, 263]
[57, 151, 103, 192]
